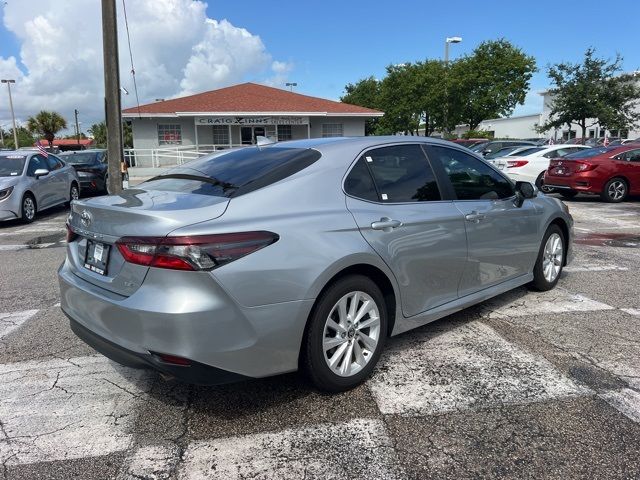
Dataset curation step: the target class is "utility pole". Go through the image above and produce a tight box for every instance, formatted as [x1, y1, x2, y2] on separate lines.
[74, 109, 80, 144]
[101, 0, 124, 194]
[1, 79, 18, 148]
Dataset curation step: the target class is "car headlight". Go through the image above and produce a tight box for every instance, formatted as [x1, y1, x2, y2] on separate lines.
[0, 186, 14, 201]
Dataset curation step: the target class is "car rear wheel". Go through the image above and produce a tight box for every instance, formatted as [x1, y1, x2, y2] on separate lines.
[536, 172, 554, 193]
[560, 190, 578, 200]
[601, 177, 627, 203]
[302, 275, 387, 392]
[530, 224, 565, 291]
[21, 194, 36, 223]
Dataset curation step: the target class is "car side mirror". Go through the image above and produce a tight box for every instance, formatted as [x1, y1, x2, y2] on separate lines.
[514, 181, 537, 207]
[34, 168, 50, 178]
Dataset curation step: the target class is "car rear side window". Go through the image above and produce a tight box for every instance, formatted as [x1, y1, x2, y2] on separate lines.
[144, 147, 321, 198]
[344, 157, 378, 202]
[363, 144, 441, 202]
[429, 146, 514, 200]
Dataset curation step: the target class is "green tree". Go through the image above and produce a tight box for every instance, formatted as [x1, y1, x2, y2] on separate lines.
[341, 76, 382, 135]
[26, 111, 67, 146]
[451, 39, 537, 130]
[88, 121, 107, 147]
[378, 63, 423, 135]
[539, 48, 640, 139]
[89, 121, 133, 148]
[2, 126, 35, 149]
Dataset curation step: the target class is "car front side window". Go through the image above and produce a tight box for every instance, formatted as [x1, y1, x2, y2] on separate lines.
[429, 146, 514, 200]
[27, 155, 48, 177]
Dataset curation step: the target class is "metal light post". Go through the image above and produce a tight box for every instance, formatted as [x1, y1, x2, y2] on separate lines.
[1, 79, 18, 148]
[285, 82, 297, 92]
[443, 37, 462, 138]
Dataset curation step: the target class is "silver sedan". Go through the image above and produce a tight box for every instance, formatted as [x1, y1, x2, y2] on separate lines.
[59, 137, 573, 392]
[0, 150, 80, 223]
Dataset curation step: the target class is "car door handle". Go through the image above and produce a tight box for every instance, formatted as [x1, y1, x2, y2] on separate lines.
[371, 217, 403, 231]
[465, 211, 486, 223]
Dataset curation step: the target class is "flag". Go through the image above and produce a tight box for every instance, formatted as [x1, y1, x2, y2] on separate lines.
[36, 141, 49, 158]
[548, 138, 554, 145]
[603, 135, 609, 147]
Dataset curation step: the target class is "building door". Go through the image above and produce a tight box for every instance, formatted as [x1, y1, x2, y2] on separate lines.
[240, 126, 267, 145]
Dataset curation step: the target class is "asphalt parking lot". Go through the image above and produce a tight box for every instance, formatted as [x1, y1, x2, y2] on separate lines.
[1, 194, 639, 480]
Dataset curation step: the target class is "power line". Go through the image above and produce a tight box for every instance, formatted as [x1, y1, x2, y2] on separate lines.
[121, 0, 141, 118]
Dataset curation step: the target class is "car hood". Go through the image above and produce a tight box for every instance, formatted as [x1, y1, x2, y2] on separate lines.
[0, 176, 20, 189]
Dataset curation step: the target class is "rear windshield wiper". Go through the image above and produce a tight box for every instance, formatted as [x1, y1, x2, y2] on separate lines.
[145, 173, 239, 192]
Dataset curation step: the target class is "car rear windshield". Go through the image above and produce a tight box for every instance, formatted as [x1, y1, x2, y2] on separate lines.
[142, 146, 321, 198]
[0, 155, 26, 176]
[516, 147, 544, 156]
[563, 147, 617, 159]
[60, 152, 100, 164]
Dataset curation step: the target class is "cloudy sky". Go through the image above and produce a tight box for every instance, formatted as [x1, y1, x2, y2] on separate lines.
[1, 0, 639, 134]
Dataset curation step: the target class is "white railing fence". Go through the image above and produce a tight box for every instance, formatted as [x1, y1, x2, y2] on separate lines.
[124, 144, 246, 168]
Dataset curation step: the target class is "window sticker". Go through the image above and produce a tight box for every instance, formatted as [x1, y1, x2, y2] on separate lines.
[381, 193, 388, 200]
[366, 156, 373, 163]
[10, 172, 18, 176]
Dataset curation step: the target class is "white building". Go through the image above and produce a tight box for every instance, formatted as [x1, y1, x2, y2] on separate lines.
[454, 76, 640, 140]
[122, 83, 383, 167]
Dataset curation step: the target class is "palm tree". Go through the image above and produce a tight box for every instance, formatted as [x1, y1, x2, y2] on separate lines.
[26, 111, 67, 147]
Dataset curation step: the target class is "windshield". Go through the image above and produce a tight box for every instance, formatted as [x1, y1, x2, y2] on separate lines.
[515, 147, 545, 156]
[60, 152, 100, 164]
[0, 155, 26, 177]
[563, 147, 617, 159]
[470, 142, 488, 152]
[143, 146, 322, 197]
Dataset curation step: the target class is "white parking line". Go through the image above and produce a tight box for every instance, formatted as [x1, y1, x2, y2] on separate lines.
[179, 418, 402, 480]
[0, 243, 58, 251]
[0, 355, 154, 465]
[564, 265, 629, 272]
[367, 322, 588, 416]
[621, 308, 640, 316]
[481, 288, 614, 319]
[0, 309, 38, 339]
[118, 445, 179, 480]
[601, 389, 640, 424]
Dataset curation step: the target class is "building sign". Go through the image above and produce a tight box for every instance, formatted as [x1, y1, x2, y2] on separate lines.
[196, 116, 308, 126]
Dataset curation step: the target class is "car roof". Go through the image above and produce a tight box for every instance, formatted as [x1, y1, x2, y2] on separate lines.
[272, 136, 457, 151]
[59, 149, 106, 154]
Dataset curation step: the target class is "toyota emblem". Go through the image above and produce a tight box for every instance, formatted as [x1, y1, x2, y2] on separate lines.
[80, 210, 92, 228]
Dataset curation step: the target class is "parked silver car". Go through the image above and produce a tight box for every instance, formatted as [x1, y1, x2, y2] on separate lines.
[0, 150, 80, 223]
[59, 137, 573, 392]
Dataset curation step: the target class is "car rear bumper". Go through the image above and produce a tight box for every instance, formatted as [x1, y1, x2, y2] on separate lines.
[58, 259, 315, 383]
[544, 174, 603, 193]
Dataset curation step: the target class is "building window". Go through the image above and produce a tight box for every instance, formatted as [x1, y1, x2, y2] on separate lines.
[277, 125, 292, 141]
[321, 123, 343, 137]
[212, 125, 229, 145]
[158, 124, 182, 145]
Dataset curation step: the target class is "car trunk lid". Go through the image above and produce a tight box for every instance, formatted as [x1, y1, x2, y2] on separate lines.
[66, 188, 229, 296]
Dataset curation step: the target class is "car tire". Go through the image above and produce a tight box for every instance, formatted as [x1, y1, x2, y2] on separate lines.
[67, 183, 80, 206]
[560, 190, 578, 200]
[536, 172, 554, 193]
[21, 193, 36, 224]
[600, 177, 627, 203]
[529, 224, 565, 292]
[302, 275, 387, 392]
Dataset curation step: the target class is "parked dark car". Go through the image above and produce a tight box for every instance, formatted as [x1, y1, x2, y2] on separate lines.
[451, 138, 487, 148]
[470, 140, 536, 157]
[59, 149, 108, 194]
[544, 145, 640, 202]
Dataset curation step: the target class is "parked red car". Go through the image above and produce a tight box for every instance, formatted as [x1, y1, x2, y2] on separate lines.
[544, 145, 640, 202]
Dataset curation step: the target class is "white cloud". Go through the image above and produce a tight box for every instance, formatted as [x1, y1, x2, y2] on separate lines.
[0, 0, 292, 132]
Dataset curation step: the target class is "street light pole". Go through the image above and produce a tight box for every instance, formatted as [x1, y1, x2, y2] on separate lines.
[285, 82, 297, 92]
[1, 79, 18, 148]
[74, 109, 80, 145]
[443, 37, 462, 138]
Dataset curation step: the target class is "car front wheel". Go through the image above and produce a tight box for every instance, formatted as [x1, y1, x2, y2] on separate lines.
[530, 224, 565, 291]
[21, 194, 36, 223]
[302, 275, 387, 392]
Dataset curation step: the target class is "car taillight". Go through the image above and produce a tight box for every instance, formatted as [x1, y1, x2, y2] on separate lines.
[116, 231, 279, 271]
[507, 160, 529, 168]
[574, 161, 597, 172]
[66, 223, 78, 243]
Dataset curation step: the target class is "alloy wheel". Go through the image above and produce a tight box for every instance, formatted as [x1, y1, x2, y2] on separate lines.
[322, 291, 381, 377]
[542, 232, 563, 283]
[23, 197, 35, 221]
[608, 180, 626, 201]
[71, 185, 79, 201]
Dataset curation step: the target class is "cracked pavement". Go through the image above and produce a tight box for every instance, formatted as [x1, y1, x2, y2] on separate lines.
[0, 195, 639, 479]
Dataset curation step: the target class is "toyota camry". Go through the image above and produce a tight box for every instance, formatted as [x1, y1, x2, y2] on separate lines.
[59, 137, 573, 392]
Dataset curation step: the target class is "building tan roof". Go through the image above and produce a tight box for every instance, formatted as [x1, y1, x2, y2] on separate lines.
[122, 82, 382, 117]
